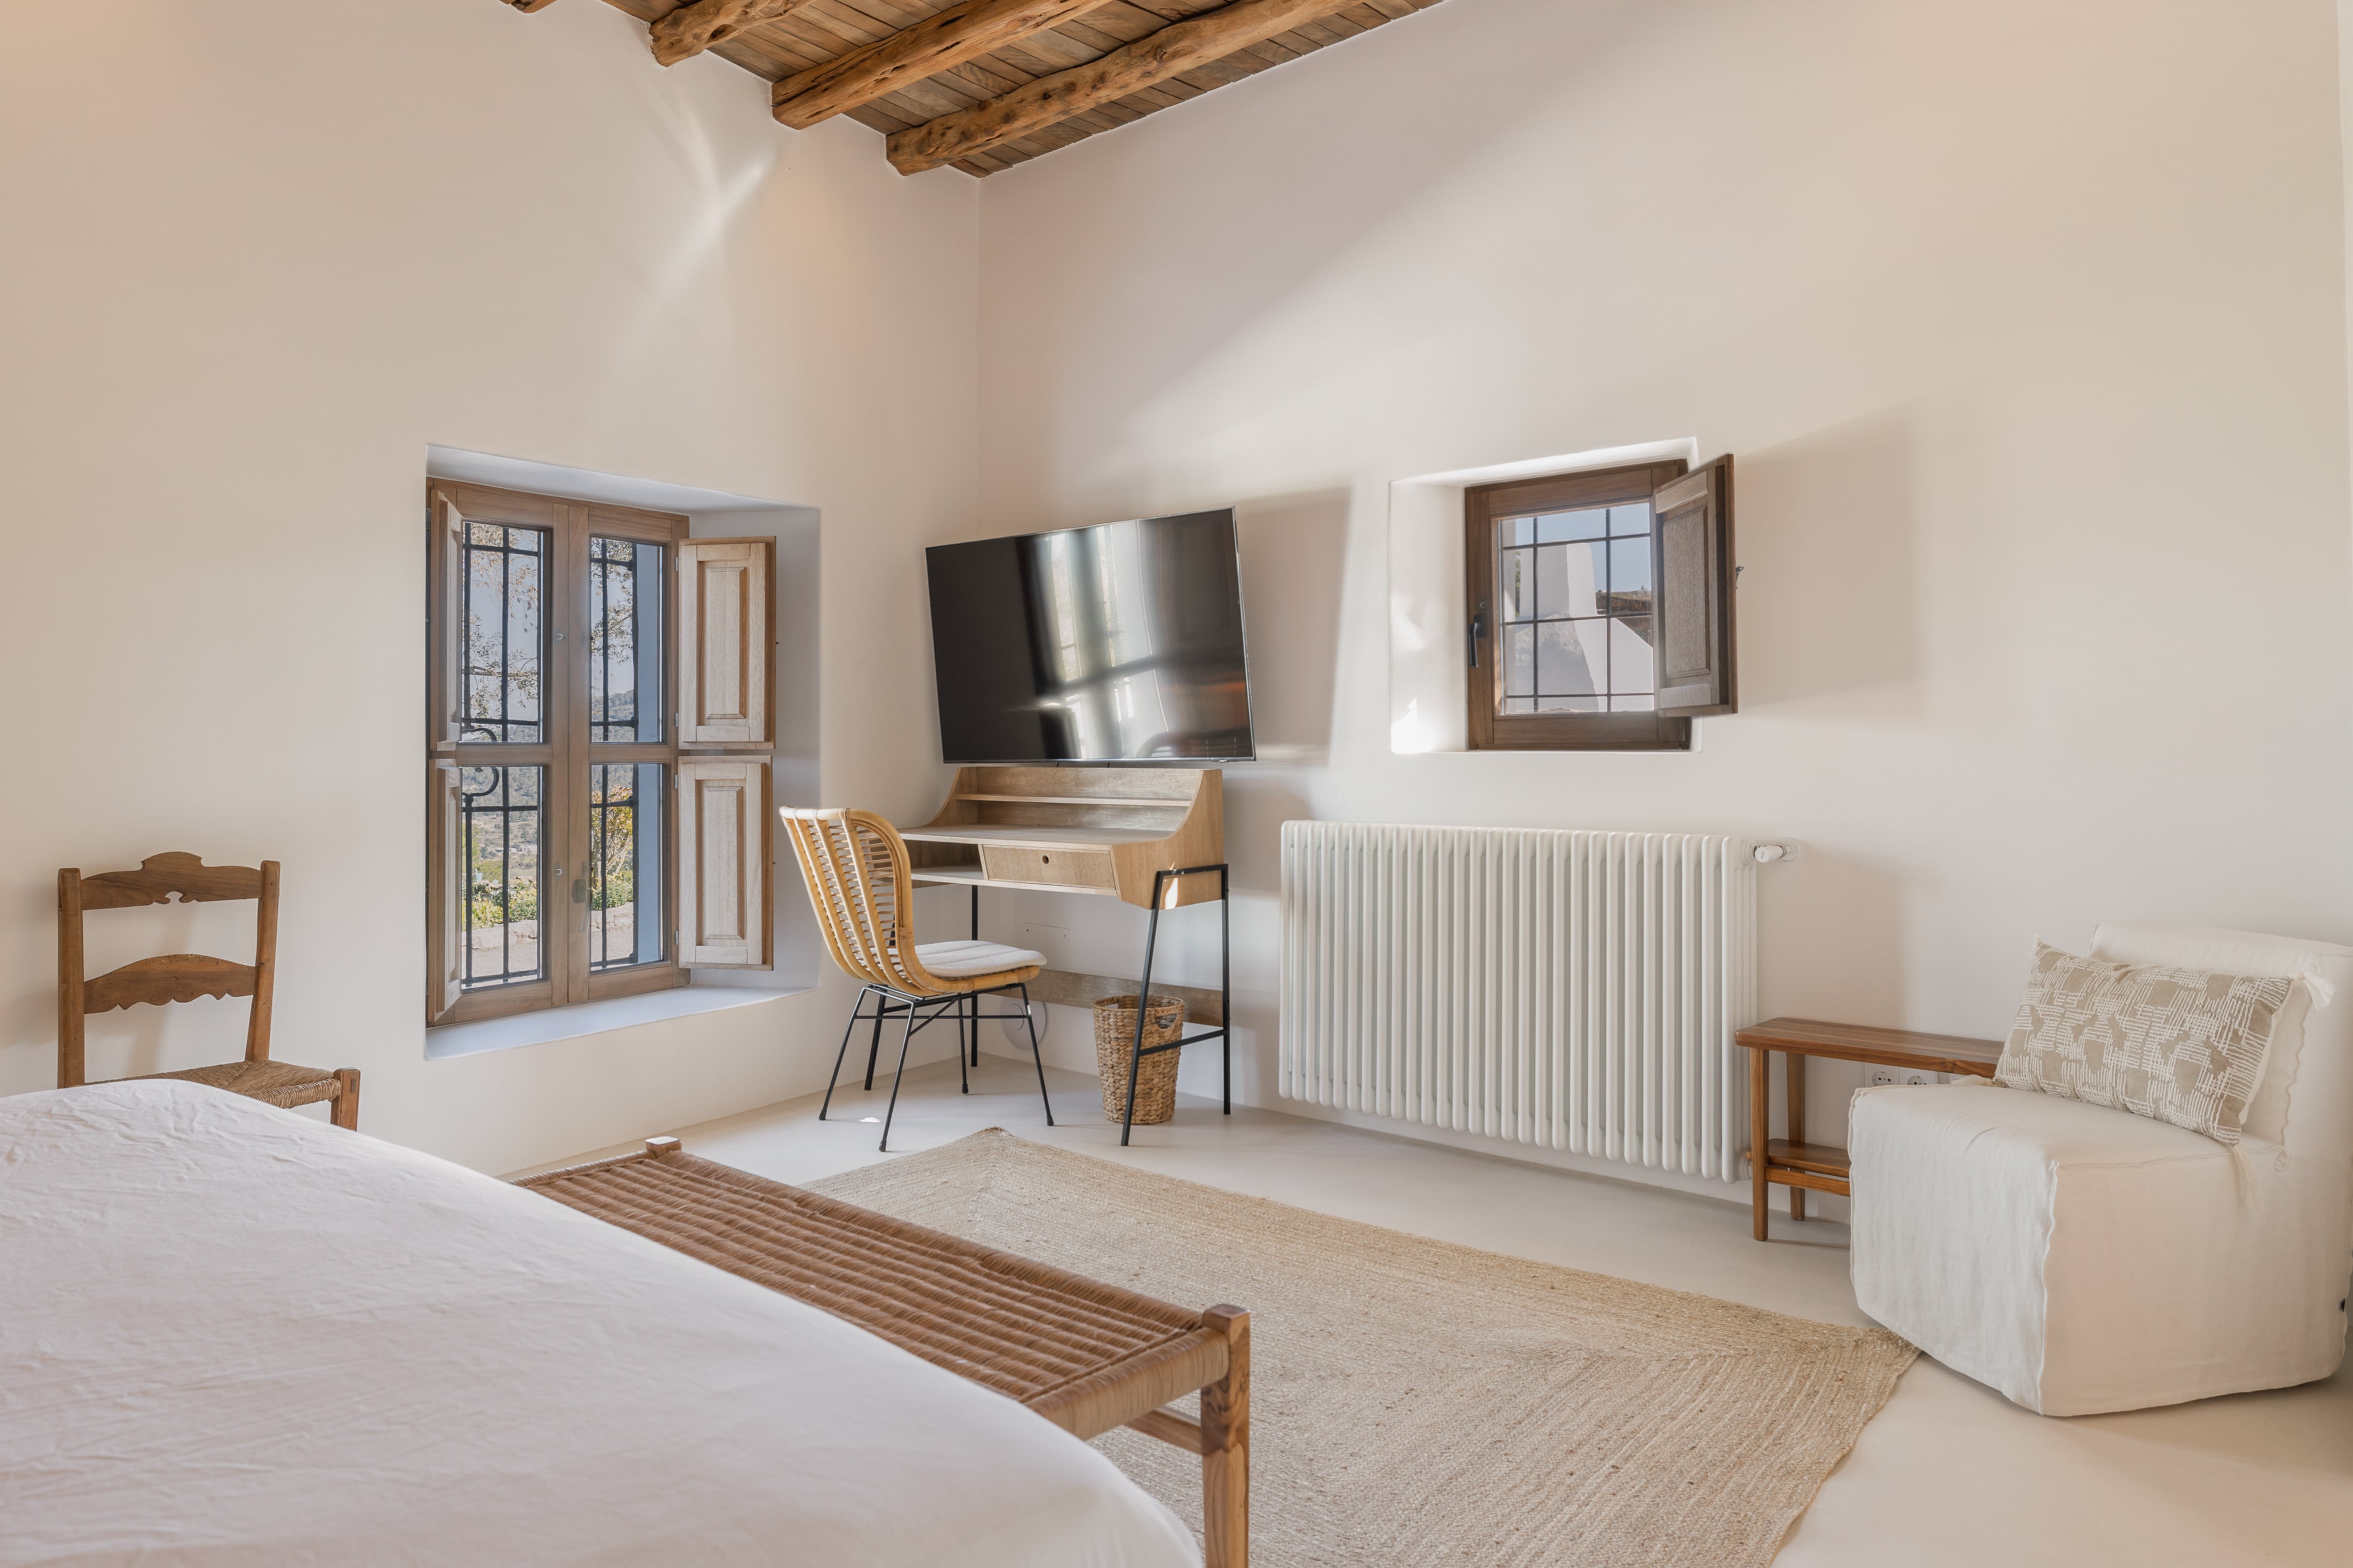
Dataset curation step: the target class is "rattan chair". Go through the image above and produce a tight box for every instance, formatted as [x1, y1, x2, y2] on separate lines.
[782, 808, 1054, 1150]
[58, 852, 359, 1128]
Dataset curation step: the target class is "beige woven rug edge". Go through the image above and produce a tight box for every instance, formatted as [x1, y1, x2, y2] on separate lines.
[809, 1128, 1916, 1568]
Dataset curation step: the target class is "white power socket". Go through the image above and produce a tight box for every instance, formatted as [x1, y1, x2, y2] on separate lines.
[1866, 1066, 1945, 1087]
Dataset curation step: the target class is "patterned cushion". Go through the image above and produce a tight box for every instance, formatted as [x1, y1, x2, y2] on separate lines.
[1994, 942, 2294, 1145]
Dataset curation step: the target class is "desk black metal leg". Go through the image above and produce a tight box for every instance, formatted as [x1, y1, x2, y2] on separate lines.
[820, 985, 874, 1122]
[1219, 864, 1231, 1117]
[1123, 872, 1168, 1148]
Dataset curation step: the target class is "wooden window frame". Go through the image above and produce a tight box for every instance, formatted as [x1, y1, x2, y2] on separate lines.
[426, 481, 693, 1026]
[1466, 460, 1693, 752]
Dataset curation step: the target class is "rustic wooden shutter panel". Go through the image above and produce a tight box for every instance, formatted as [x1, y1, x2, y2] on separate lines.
[677, 758, 771, 968]
[433, 764, 465, 1018]
[436, 492, 468, 751]
[1651, 456, 1738, 716]
[677, 539, 774, 745]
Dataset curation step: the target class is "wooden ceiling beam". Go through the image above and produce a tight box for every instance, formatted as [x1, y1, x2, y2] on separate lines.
[885, 0, 1361, 174]
[649, 0, 812, 67]
[771, 0, 1118, 130]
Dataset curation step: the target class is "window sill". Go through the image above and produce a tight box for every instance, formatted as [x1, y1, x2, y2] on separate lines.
[425, 983, 811, 1060]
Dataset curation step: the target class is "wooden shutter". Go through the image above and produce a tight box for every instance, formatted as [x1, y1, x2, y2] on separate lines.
[434, 490, 467, 751]
[677, 758, 771, 968]
[677, 538, 774, 744]
[433, 763, 465, 1018]
[1651, 456, 1737, 716]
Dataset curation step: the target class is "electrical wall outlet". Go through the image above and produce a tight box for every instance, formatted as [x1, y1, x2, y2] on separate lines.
[1866, 1065, 1902, 1087]
[1899, 1069, 1945, 1087]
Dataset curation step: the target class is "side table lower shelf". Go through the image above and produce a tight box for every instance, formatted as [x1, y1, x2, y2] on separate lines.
[1735, 1017, 2004, 1242]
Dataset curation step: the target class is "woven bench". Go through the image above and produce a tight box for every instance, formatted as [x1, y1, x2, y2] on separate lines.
[517, 1137, 1249, 1568]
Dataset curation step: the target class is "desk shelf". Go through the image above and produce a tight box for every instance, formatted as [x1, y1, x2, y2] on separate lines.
[906, 767, 1223, 909]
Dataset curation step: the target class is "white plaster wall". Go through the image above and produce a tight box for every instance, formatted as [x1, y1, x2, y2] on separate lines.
[970, 0, 2353, 1200]
[0, 0, 978, 1172]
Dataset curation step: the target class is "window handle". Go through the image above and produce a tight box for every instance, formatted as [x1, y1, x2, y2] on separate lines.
[1469, 600, 1488, 669]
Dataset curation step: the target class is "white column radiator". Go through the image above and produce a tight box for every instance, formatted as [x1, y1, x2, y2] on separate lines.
[1280, 822, 1761, 1182]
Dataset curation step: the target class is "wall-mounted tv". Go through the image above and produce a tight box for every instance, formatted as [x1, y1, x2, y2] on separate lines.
[926, 509, 1253, 764]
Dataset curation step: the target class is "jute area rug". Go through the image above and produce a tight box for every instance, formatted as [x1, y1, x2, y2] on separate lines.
[807, 1130, 1915, 1568]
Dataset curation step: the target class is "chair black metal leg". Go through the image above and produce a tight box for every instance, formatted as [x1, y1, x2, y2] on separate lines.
[958, 993, 970, 1095]
[1018, 984, 1054, 1127]
[863, 999, 887, 1091]
[878, 1002, 920, 1152]
[819, 986, 873, 1122]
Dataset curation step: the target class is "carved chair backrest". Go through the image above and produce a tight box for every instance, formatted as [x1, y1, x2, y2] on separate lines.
[57, 852, 281, 1089]
[778, 809, 953, 997]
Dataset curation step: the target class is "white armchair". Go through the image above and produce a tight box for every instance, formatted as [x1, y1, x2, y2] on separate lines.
[1849, 923, 2353, 1416]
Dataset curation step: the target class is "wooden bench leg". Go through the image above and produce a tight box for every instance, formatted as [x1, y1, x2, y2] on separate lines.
[1200, 1304, 1249, 1568]
[331, 1068, 361, 1131]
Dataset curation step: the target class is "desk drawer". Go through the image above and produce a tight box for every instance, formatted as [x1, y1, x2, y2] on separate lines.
[981, 845, 1117, 892]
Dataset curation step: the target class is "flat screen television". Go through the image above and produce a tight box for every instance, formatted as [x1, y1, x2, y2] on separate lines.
[926, 509, 1253, 764]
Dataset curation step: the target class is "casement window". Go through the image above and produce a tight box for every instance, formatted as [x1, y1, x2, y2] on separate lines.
[1465, 457, 1737, 752]
[425, 482, 775, 1025]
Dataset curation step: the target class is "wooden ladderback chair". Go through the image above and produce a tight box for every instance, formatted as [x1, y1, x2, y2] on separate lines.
[781, 808, 1052, 1148]
[58, 851, 359, 1129]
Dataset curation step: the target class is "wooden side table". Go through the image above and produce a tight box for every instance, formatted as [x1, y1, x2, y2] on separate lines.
[1733, 1017, 2004, 1241]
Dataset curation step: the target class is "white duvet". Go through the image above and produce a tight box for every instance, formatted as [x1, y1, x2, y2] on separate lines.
[0, 1082, 1200, 1568]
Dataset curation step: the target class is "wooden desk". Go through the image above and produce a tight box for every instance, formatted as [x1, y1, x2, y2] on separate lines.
[1733, 1017, 2003, 1241]
[900, 764, 1228, 1025]
[900, 765, 1232, 1143]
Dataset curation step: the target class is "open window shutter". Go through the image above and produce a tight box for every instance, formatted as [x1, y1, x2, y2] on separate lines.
[1651, 456, 1737, 716]
[677, 758, 771, 968]
[433, 763, 465, 1018]
[676, 539, 774, 744]
[435, 491, 467, 751]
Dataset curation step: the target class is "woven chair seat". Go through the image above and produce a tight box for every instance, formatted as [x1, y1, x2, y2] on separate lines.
[139, 1059, 346, 1111]
[522, 1145, 1227, 1438]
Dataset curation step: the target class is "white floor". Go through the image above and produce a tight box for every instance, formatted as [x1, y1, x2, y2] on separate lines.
[532, 1055, 2353, 1568]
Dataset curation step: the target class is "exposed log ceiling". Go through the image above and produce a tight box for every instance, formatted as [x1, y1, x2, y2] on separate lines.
[772, 0, 1117, 130]
[888, 0, 1384, 172]
[650, 0, 815, 66]
[576, 0, 1445, 175]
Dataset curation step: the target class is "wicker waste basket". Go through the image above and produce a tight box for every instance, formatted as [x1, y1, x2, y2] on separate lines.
[1092, 994, 1184, 1125]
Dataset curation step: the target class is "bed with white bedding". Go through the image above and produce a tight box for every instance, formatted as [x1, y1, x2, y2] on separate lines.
[0, 1081, 1201, 1568]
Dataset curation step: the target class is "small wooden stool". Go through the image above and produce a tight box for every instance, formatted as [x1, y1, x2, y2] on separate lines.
[1734, 1018, 2002, 1241]
[519, 1138, 1249, 1567]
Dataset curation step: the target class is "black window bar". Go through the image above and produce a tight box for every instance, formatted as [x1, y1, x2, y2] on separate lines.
[589, 762, 636, 972]
[589, 536, 637, 743]
[459, 765, 542, 989]
[461, 523, 544, 744]
[1496, 504, 1657, 715]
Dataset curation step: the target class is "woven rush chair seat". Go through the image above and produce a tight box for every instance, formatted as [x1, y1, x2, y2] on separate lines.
[137, 1059, 346, 1111]
[520, 1138, 1251, 1565]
